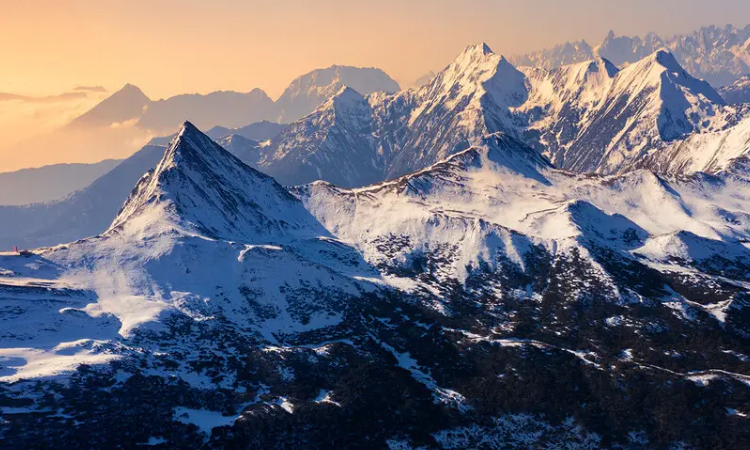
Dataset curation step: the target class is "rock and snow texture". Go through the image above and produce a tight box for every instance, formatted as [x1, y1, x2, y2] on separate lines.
[261, 43, 533, 185]
[720, 75, 750, 104]
[519, 49, 732, 174]
[3, 43, 747, 253]
[274, 65, 400, 123]
[0, 133, 271, 250]
[108, 122, 325, 242]
[63, 40, 746, 190]
[384, 43, 529, 178]
[259, 87, 385, 187]
[264, 43, 743, 185]
[4, 38, 750, 450]
[297, 131, 750, 338]
[0, 122, 376, 374]
[215, 134, 263, 167]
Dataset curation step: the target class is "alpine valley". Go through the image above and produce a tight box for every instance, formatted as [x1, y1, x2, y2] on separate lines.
[2, 34, 750, 450]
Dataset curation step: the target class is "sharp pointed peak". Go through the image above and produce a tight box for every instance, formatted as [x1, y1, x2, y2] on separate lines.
[642, 47, 683, 71]
[590, 55, 620, 77]
[317, 85, 366, 112]
[333, 85, 361, 97]
[159, 120, 231, 170]
[446, 42, 503, 74]
[104, 83, 151, 104]
[497, 54, 518, 68]
[109, 115, 317, 242]
[117, 83, 147, 96]
[178, 120, 200, 135]
[462, 42, 495, 56]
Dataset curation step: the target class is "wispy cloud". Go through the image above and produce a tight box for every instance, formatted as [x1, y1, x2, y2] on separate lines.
[74, 86, 108, 93]
[0, 91, 88, 103]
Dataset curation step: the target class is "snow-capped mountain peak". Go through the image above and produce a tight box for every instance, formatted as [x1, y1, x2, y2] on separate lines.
[612, 47, 726, 126]
[275, 65, 400, 123]
[649, 48, 685, 73]
[520, 47, 732, 174]
[619, 47, 722, 101]
[350, 132, 551, 196]
[327, 85, 366, 110]
[110, 121, 323, 242]
[462, 42, 494, 57]
[428, 43, 505, 94]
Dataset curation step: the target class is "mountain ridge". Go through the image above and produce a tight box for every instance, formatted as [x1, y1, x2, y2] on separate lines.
[509, 23, 750, 87]
[262, 44, 739, 186]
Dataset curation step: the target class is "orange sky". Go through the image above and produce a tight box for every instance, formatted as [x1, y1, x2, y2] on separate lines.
[2, 0, 750, 100]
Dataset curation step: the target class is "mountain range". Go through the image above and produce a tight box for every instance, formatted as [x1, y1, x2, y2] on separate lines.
[1, 122, 749, 448]
[249, 43, 750, 186]
[4, 24, 750, 448]
[3, 40, 749, 247]
[274, 65, 401, 123]
[509, 24, 750, 88]
[70, 66, 401, 135]
[4, 41, 750, 248]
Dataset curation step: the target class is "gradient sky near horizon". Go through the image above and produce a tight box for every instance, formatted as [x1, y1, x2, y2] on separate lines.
[2, 0, 750, 99]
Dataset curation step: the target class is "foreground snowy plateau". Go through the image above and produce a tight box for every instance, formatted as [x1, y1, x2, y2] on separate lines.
[1, 117, 750, 448]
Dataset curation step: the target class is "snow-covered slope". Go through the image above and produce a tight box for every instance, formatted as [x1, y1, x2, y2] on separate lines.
[275, 65, 400, 123]
[264, 44, 737, 185]
[260, 87, 384, 187]
[633, 110, 750, 175]
[0, 122, 376, 368]
[298, 131, 750, 317]
[260, 43, 531, 185]
[298, 133, 556, 282]
[108, 122, 321, 242]
[522, 49, 731, 174]
[0, 132, 283, 251]
[720, 75, 750, 104]
[384, 43, 528, 178]
[215, 134, 263, 167]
